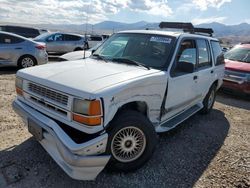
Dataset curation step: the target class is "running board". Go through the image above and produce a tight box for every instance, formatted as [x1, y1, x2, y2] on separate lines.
[156, 104, 203, 133]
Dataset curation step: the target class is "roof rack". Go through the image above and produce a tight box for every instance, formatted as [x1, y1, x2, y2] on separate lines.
[159, 22, 214, 37]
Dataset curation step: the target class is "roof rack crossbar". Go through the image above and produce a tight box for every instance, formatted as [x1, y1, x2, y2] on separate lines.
[159, 22, 214, 37]
[159, 22, 194, 31]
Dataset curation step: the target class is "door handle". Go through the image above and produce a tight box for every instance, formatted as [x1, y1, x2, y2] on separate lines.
[193, 75, 198, 80]
[211, 70, 214, 74]
[15, 47, 22, 50]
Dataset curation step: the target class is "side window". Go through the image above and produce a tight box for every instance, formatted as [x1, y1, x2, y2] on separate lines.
[172, 39, 197, 76]
[64, 34, 81, 41]
[90, 36, 102, 41]
[0, 34, 24, 44]
[211, 41, 224, 65]
[54, 34, 63, 41]
[197, 39, 211, 68]
[47, 34, 63, 42]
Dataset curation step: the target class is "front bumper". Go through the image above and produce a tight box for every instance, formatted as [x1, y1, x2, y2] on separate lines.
[12, 99, 110, 180]
[222, 79, 250, 94]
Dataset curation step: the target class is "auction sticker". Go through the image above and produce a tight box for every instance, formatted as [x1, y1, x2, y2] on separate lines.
[150, 36, 172, 44]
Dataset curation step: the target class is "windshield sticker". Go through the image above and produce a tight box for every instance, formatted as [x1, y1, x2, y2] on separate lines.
[150, 36, 172, 44]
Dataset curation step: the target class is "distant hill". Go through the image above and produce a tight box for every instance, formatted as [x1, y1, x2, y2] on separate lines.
[1, 21, 249, 44]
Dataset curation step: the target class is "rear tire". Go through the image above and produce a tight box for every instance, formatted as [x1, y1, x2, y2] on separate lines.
[18, 55, 37, 69]
[106, 110, 157, 172]
[200, 84, 216, 114]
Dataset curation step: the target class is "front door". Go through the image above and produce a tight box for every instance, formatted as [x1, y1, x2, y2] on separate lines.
[162, 38, 200, 121]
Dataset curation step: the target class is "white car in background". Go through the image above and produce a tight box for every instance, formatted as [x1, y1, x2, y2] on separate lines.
[87, 35, 104, 49]
[58, 43, 102, 61]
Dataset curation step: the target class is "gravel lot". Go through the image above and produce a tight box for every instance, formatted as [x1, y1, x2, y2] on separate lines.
[0, 67, 249, 188]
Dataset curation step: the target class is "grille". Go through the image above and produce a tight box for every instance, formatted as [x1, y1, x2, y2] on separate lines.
[28, 82, 69, 106]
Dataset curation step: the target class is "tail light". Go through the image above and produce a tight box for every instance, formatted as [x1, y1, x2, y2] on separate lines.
[35, 45, 46, 50]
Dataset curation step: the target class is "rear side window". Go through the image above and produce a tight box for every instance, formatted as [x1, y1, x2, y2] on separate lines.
[211, 41, 224, 65]
[64, 34, 81, 41]
[197, 39, 211, 68]
[0, 34, 24, 44]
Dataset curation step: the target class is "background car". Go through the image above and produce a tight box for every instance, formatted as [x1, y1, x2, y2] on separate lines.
[58, 42, 102, 61]
[0, 25, 40, 38]
[87, 35, 104, 48]
[0, 31, 48, 68]
[34, 32, 87, 54]
[222, 42, 250, 95]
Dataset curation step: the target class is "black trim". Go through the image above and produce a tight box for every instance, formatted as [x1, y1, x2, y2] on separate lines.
[159, 82, 168, 121]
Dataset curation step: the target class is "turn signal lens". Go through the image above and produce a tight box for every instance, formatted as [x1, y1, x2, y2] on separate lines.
[72, 113, 101, 126]
[16, 87, 23, 96]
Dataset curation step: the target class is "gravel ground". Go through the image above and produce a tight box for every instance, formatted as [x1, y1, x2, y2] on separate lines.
[0, 67, 249, 188]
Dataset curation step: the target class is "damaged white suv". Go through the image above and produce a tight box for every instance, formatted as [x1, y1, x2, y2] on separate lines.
[13, 22, 224, 180]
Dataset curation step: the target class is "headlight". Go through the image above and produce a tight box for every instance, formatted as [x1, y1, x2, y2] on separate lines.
[72, 99, 102, 126]
[15, 77, 23, 96]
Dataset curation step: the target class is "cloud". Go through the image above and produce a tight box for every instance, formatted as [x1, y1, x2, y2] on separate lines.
[0, 0, 172, 24]
[192, 0, 231, 11]
[192, 16, 227, 24]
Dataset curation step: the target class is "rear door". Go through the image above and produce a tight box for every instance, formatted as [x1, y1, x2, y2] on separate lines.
[162, 38, 200, 121]
[0, 33, 25, 66]
[196, 39, 214, 98]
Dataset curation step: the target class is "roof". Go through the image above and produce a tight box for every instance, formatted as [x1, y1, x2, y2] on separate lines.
[117, 30, 218, 41]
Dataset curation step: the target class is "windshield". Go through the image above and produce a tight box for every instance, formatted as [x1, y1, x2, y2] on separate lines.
[224, 47, 250, 63]
[92, 33, 176, 69]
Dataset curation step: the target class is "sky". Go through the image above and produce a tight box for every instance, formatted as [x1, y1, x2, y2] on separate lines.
[0, 0, 249, 25]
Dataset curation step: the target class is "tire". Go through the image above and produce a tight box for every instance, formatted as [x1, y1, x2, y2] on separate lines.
[200, 84, 216, 114]
[18, 55, 37, 69]
[106, 110, 157, 172]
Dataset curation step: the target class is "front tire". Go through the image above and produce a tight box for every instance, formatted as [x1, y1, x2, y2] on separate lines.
[106, 110, 157, 172]
[200, 84, 216, 114]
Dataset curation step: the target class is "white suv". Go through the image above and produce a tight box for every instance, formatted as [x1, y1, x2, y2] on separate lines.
[13, 22, 224, 180]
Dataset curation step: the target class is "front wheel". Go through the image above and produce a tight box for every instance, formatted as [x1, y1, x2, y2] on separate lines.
[106, 110, 157, 172]
[200, 84, 216, 114]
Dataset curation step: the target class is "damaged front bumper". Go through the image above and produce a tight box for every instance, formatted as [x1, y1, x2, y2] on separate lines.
[12, 99, 110, 180]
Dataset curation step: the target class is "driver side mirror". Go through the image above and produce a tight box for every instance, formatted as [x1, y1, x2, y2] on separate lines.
[176, 61, 195, 73]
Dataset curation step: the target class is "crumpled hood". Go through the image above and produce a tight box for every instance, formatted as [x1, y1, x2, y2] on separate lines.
[17, 58, 161, 96]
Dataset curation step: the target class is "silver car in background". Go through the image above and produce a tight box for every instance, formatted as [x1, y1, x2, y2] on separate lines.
[0, 31, 48, 68]
[34, 32, 87, 54]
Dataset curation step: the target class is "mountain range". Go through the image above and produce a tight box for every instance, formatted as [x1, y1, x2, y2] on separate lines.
[1, 21, 250, 44]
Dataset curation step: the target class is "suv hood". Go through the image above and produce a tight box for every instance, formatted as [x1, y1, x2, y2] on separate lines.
[18, 58, 160, 96]
[225, 59, 250, 73]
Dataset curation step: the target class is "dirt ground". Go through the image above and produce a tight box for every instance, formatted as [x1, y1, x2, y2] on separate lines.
[0, 67, 249, 188]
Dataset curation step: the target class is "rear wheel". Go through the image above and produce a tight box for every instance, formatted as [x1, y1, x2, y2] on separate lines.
[106, 110, 157, 172]
[200, 84, 216, 114]
[18, 55, 37, 68]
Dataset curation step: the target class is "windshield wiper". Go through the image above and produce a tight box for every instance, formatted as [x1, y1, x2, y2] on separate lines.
[112, 57, 150, 70]
[92, 54, 108, 63]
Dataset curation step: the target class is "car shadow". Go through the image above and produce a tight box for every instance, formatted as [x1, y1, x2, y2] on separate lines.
[0, 67, 18, 75]
[217, 90, 250, 110]
[0, 109, 229, 188]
